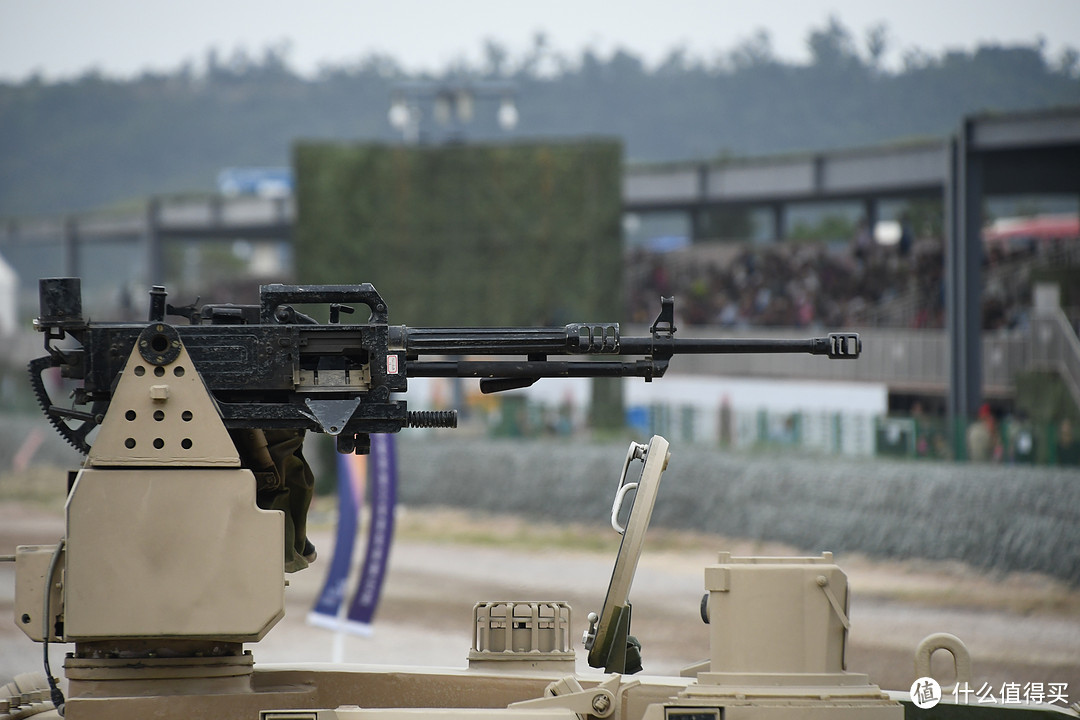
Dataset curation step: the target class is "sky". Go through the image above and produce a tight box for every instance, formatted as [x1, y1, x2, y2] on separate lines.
[1, 0, 1078, 82]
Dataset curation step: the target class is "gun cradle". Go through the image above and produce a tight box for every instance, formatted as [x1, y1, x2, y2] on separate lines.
[15, 332, 286, 648]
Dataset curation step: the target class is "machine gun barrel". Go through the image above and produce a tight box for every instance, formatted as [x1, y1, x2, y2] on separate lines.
[395, 325, 857, 360]
[397, 323, 859, 391]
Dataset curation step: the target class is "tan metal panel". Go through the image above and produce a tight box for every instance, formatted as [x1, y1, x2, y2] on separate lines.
[88, 329, 240, 467]
[64, 467, 284, 641]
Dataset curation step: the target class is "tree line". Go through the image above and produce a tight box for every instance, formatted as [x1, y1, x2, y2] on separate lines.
[1, 17, 1078, 216]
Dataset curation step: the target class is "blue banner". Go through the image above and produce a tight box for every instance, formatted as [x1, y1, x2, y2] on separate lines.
[343, 433, 398, 635]
[307, 452, 365, 629]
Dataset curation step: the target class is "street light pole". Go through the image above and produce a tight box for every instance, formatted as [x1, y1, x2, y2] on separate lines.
[388, 80, 518, 144]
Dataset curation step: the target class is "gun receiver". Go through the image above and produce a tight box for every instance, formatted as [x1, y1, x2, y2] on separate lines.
[31, 278, 860, 454]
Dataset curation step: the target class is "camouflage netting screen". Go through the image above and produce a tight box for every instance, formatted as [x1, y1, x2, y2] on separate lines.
[293, 140, 623, 326]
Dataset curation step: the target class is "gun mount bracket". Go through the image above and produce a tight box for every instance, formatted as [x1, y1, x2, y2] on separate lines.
[302, 398, 362, 435]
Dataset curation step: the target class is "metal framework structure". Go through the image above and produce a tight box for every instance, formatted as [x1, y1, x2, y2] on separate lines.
[945, 110, 1080, 432]
[3, 107, 1079, 445]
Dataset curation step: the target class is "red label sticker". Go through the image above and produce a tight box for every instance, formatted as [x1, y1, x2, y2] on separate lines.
[386, 354, 399, 375]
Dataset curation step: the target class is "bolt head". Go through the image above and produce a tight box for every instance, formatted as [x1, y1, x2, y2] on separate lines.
[591, 694, 611, 713]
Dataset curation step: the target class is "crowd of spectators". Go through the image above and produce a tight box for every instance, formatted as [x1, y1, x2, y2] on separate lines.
[626, 230, 1072, 332]
[624, 231, 1080, 466]
[626, 236, 942, 330]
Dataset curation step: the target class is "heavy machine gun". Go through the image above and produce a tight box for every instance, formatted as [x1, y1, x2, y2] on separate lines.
[31, 277, 860, 455]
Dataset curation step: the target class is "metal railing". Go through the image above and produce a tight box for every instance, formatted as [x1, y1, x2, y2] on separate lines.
[1030, 307, 1080, 411]
[1, 195, 294, 249]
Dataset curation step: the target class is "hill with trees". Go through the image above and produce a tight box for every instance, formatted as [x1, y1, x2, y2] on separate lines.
[1, 17, 1078, 216]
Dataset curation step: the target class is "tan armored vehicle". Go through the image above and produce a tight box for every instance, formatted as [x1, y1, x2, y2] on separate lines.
[3, 279, 1066, 719]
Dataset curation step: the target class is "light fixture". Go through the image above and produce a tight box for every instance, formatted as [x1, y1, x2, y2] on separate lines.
[388, 96, 410, 130]
[498, 96, 519, 131]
